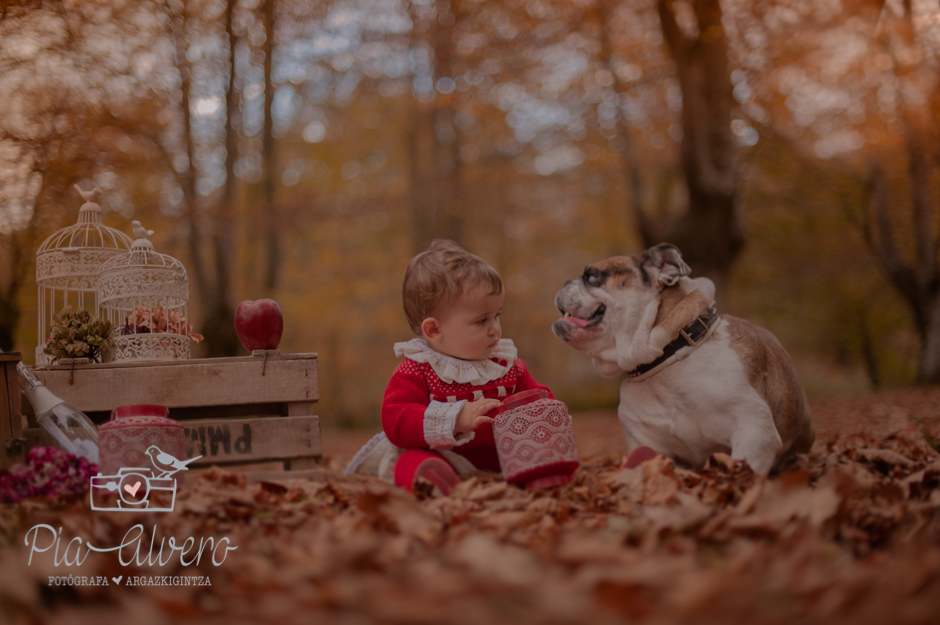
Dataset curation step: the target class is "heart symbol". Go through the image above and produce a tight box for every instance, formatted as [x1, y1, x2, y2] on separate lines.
[112, 576, 123, 585]
[123, 481, 142, 497]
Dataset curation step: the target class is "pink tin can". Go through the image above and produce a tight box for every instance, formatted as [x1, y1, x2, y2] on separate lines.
[98, 404, 185, 483]
[491, 390, 581, 490]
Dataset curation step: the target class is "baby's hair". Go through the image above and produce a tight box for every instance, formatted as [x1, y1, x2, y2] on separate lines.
[402, 239, 503, 334]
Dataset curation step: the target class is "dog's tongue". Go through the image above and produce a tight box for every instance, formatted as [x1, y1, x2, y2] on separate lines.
[561, 314, 591, 328]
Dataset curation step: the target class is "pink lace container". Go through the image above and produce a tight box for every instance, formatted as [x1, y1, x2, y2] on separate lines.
[98, 404, 185, 484]
[491, 390, 581, 490]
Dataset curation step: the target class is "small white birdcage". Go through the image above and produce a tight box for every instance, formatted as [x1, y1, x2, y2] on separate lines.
[97, 222, 195, 362]
[35, 186, 134, 364]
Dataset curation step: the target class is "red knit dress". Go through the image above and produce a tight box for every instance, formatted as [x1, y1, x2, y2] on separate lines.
[381, 341, 553, 472]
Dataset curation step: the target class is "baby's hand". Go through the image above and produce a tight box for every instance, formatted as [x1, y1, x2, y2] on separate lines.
[454, 398, 501, 434]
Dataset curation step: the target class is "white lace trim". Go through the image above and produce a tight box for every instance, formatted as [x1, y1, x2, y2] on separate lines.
[393, 338, 517, 385]
[423, 399, 474, 449]
[344, 431, 484, 480]
[344, 432, 404, 482]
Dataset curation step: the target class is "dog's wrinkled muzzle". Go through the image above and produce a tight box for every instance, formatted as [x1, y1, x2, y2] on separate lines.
[552, 318, 573, 341]
[552, 283, 605, 342]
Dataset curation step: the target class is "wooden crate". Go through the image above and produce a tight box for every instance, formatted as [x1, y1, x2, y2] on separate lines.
[27, 351, 322, 480]
[1, 352, 26, 470]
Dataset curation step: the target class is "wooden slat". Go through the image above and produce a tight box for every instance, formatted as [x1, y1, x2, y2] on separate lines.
[38, 351, 317, 369]
[183, 415, 321, 467]
[24, 419, 324, 475]
[170, 403, 285, 421]
[77, 404, 288, 428]
[30, 353, 318, 412]
[287, 401, 316, 417]
[286, 457, 321, 470]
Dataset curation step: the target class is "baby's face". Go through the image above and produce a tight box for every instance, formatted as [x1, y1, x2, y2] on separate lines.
[425, 287, 504, 361]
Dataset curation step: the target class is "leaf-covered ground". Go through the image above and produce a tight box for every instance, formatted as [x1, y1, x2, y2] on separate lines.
[2, 387, 940, 625]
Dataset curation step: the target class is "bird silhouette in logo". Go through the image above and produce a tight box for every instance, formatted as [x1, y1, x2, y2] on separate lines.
[146, 446, 202, 478]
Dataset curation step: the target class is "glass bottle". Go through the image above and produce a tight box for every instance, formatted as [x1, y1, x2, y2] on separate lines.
[16, 362, 100, 464]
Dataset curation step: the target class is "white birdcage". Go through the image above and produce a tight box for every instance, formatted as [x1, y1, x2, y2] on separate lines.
[35, 186, 134, 364]
[97, 222, 194, 362]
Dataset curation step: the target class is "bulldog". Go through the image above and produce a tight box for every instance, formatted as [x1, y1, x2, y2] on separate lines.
[552, 243, 814, 475]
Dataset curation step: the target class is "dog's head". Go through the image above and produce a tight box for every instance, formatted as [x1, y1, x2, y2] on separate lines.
[551, 243, 691, 366]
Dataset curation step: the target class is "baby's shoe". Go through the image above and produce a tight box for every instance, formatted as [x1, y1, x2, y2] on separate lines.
[394, 450, 460, 497]
[623, 446, 658, 469]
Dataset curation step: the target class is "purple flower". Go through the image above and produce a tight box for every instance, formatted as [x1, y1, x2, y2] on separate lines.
[0, 447, 98, 503]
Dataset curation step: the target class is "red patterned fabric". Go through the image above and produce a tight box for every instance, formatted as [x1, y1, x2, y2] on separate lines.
[382, 358, 553, 472]
[491, 398, 580, 488]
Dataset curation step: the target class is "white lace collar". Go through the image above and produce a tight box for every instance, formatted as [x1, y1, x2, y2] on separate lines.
[394, 338, 517, 385]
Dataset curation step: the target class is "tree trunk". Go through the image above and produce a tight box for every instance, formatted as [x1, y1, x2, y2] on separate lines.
[409, 101, 437, 254]
[431, 1, 461, 246]
[0, 217, 29, 352]
[597, 0, 660, 249]
[201, 0, 241, 357]
[858, 315, 880, 389]
[0, 240, 24, 350]
[867, 158, 940, 383]
[902, 112, 940, 382]
[0, 300, 16, 352]
[860, 0, 940, 383]
[0, 147, 49, 354]
[261, 0, 279, 293]
[656, 0, 744, 299]
[408, 0, 461, 254]
[919, 297, 940, 384]
[168, 1, 208, 301]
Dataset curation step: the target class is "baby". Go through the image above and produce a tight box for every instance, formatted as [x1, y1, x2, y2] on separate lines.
[345, 239, 553, 495]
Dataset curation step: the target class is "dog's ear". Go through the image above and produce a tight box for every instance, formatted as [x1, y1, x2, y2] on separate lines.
[643, 243, 690, 287]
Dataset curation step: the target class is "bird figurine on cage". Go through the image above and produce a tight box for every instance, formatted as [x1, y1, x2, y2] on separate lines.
[131, 220, 154, 241]
[77, 185, 101, 203]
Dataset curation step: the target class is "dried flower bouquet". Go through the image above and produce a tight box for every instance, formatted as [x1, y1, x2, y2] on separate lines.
[122, 305, 204, 342]
[42, 306, 115, 363]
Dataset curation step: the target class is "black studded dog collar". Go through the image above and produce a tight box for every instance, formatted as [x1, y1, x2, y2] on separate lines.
[626, 307, 720, 382]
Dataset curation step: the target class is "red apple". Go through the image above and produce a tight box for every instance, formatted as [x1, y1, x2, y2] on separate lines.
[235, 299, 284, 352]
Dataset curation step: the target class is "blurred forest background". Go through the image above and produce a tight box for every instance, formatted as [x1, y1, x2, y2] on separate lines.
[1, 0, 939, 427]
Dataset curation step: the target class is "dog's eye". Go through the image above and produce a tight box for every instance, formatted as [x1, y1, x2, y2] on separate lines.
[582, 270, 603, 287]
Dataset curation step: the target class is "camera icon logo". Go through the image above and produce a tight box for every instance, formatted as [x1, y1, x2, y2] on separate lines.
[90, 447, 202, 512]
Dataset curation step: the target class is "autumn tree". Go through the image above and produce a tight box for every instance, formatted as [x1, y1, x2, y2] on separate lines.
[163, 0, 243, 356]
[589, 0, 744, 299]
[653, 0, 743, 296]
[0, 2, 173, 353]
[408, 0, 463, 253]
[728, 0, 940, 383]
[0, 5, 93, 351]
[260, 0, 280, 292]
[4, 0, 940, 405]
[861, 0, 940, 382]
